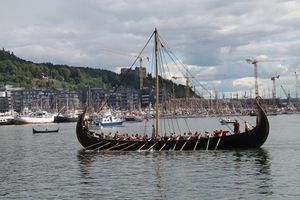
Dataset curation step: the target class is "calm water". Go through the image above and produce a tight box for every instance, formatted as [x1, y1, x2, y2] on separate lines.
[0, 114, 300, 200]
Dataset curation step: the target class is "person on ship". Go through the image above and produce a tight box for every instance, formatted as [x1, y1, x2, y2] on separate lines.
[244, 121, 252, 132]
[151, 125, 156, 139]
[233, 119, 240, 134]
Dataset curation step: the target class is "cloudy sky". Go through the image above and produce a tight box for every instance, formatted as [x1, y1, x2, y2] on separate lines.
[1, 0, 300, 98]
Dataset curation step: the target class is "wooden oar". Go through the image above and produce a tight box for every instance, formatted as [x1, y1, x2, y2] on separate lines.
[206, 133, 211, 150]
[214, 136, 222, 150]
[147, 142, 158, 151]
[106, 142, 129, 151]
[84, 140, 105, 150]
[159, 138, 171, 151]
[96, 142, 112, 151]
[120, 142, 138, 151]
[172, 136, 180, 151]
[180, 136, 191, 151]
[193, 135, 201, 151]
[138, 142, 148, 151]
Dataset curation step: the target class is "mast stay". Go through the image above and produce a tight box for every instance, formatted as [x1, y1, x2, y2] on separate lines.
[154, 28, 160, 138]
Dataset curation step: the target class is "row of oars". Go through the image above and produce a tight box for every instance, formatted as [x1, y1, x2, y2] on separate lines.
[84, 135, 223, 152]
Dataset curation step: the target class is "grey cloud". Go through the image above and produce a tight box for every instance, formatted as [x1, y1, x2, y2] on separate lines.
[0, 0, 300, 97]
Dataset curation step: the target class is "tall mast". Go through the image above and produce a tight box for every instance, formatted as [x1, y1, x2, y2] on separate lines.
[154, 28, 160, 138]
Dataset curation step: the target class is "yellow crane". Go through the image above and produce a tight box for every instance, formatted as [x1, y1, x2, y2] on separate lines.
[271, 75, 280, 109]
[271, 75, 280, 99]
[102, 49, 150, 89]
[246, 57, 279, 97]
[295, 72, 300, 100]
[171, 74, 192, 98]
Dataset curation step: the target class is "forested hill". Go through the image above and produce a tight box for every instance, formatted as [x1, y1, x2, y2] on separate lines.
[0, 48, 188, 97]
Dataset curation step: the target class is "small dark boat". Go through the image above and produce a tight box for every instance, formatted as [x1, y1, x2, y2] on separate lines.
[33, 128, 59, 134]
[76, 29, 269, 151]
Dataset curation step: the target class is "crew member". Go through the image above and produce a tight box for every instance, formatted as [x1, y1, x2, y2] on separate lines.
[244, 121, 251, 132]
[233, 119, 240, 134]
[152, 125, 156, 139]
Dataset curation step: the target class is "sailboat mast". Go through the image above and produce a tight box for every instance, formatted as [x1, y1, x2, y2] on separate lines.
[154, 28, 160, 138]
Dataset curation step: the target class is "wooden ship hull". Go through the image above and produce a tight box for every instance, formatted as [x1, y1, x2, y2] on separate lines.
[76, 96, 269, 151]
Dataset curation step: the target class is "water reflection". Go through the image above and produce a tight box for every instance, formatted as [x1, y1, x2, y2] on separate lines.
[77, 150, 95, 179]
[232, 148, 273, 196]
[76, 149, 273, 199]
[152, 152, 167, 200]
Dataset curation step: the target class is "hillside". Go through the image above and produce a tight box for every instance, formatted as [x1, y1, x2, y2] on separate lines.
[0, 48, 189, 97]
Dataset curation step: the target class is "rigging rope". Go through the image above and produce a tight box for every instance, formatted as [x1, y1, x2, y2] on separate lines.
[158, 34, 257, 134]
[97, 31, 155, 113]
[158, 35, 214, 98]
[183, 118, 191, 133]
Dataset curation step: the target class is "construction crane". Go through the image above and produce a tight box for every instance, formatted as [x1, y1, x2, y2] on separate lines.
[102, 49, 150, 89]
[271, 75, 280, 99]
[171, 74, 192, 98]
[246, 57, 279, 97]
[281, 85, 290, 104]
[295, 72, 300, 100]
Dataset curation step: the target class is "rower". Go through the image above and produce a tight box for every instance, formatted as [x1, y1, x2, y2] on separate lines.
[151, 125, 155, 139]
[244, 121, 252, 132]
[233, 119, 240, 134]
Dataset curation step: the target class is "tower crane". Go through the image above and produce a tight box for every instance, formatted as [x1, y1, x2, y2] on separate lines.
[102, 49, 150, 89]
[246, 57, 279, 97]
[280, 85, 290, 104]
[271, 75, 280, 99]
[295, 72, 300, 100]
[270, 75, 280, 109]
[171, 74, 192, 98]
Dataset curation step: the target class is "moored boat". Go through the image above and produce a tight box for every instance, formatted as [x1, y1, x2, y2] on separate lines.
[124, 113, 144, 122]
[219, 117, 234, 124]
[15, 111, 54, 125]
[54, 110, 80, 123]
[0, 114, 14, 125]
[90, 114, 124, 128]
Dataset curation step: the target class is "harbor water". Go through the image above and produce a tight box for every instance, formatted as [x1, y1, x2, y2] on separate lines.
[0, 114, 300, 199]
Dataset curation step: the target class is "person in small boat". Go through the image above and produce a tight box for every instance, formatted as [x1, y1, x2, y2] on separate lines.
[233, 119, 240, 134]
[244, 121, 252, 132]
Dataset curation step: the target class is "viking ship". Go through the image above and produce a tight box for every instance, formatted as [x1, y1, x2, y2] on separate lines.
[76, 29, 269, 151]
